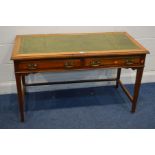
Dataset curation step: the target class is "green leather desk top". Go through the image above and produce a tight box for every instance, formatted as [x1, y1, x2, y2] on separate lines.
[18, 33, 141, 54]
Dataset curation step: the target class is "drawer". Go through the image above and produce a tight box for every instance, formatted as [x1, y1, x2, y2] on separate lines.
[84, 56, 143, 68]
[16, 59, 82, 72]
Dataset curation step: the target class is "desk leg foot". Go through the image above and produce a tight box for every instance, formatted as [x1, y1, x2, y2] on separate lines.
[116, 68, 121, 88]
[15, 73, 25, 122]
[131, 110, 136, 113]
[131, 67, 144, 113]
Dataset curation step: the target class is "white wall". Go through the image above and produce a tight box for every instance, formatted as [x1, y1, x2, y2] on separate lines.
[0, 26, 155, 94]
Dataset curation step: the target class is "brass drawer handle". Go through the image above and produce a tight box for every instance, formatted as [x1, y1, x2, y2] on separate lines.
[64, 61, 74, 68]
[125, 59, 134, 65]
[90, 60, 101, 67]
[27, 63, 38, 70]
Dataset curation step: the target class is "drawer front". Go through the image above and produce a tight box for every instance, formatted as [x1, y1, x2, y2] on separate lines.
[16, 59, 81, 72]
[84, 56, 143, 68]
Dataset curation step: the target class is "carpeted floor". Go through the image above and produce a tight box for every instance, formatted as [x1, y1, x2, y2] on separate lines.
[0, 83, 155, 129]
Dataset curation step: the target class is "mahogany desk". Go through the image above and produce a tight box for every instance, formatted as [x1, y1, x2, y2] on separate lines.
[11, 32, 149, 122]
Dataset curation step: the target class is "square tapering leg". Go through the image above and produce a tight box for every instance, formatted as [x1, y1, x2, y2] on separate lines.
[116, 68, 121, 88]
[131, 67, 144, 113]
[15, 73, 25, 122]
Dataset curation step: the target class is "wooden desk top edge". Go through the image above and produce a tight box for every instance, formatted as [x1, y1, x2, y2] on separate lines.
[11, 32, 149, 60]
